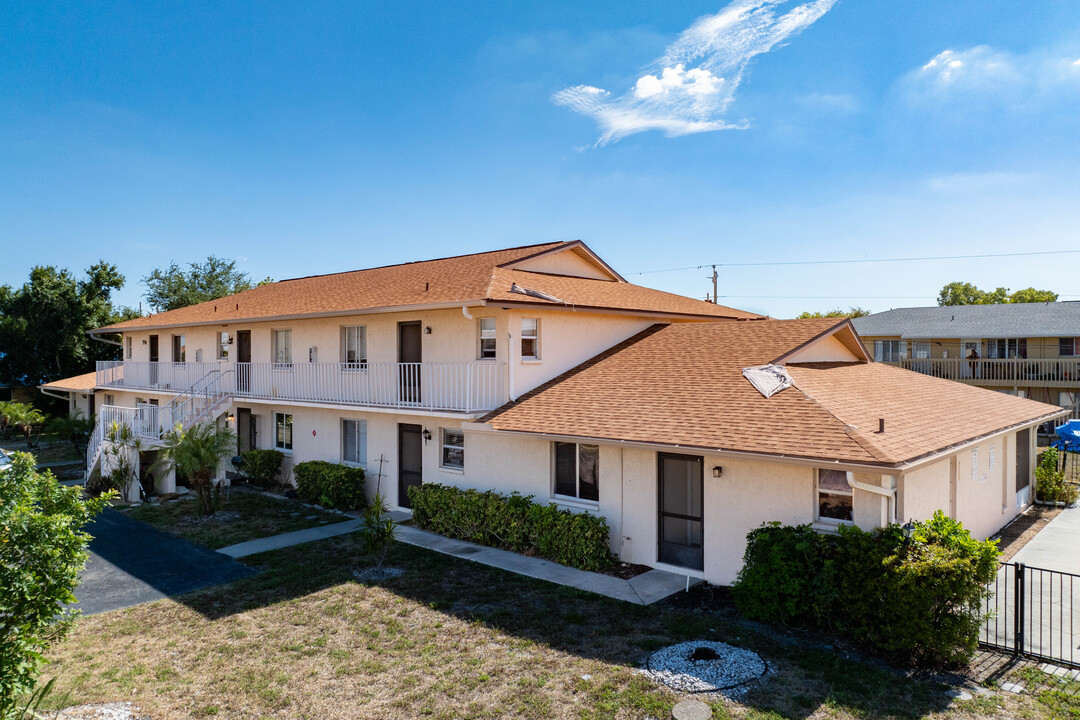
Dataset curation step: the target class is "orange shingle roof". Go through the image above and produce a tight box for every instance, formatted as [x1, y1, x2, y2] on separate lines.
[97, 242, 759, 332]
[40, 371, 98, 393]
[480, 320, 1064, 467]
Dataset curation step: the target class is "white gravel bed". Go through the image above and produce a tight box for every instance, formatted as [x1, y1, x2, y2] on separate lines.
[643, 640, 768, 696]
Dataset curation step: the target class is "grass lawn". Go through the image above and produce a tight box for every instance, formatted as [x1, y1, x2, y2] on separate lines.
[42, 532, 1080, 720]
[121, 487, 344, 549]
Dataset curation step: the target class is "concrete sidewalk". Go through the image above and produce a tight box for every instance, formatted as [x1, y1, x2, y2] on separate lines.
[1012, 505, 1080, 574]
[217, 514, 698, 605]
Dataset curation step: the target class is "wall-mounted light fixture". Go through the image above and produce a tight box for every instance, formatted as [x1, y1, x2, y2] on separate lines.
[142, 340, 147, 345]
[711, 466, 723, 478]
[424, 326, 432, 335]
[422, 428, 432, 443]
[228, 335, 234, 345]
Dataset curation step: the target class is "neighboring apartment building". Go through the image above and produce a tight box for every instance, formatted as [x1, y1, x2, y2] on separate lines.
[41, 242, 1067, 586]
[852, 302, 1080, 429]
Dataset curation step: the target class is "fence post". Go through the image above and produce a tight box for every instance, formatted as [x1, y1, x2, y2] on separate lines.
[1015, 562, 1025, 656]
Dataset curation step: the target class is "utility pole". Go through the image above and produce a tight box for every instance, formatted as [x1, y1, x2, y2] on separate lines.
[706, 265, 718, 304]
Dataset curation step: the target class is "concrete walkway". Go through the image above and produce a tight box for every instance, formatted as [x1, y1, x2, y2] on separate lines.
[217, 515, 698, 605]
[1012, 505, 1080, 574]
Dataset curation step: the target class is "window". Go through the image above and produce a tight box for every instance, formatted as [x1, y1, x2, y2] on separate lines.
[172, 334, 186, 363]
[553, 442, 599, 502]
[341, 326, 367, 367]
[125, 336, 133, 360]
[272, 329, 292, 366]
[217, 331, 229, 360]
[1060, 391, 1078, 410]
[817, 469, 852, 522]
[988, 338, 1026, 359]
[275, 413, 293, 451]
[1061, 338, 1078, 357]
[104, 394, 114, 406]
[342, 418, 367, 466]
[521, 318, 539, 360]
[873, 340, 906, 362]
[913, 342, 931, 359]
[441, 429, 464, 469]
[478, 317, 496, 359]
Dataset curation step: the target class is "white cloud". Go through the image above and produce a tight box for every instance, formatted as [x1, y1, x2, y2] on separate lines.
[552, 0, 837, 145]
[926, 171, 1039, 194]
[903, 45, 1080, 104]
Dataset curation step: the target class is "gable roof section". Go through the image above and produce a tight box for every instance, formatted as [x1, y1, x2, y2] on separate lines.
[40, 371, 98, 393]
[852, 302, 1080, 339]
[479, 319, 1064, 468]
[97, 241, 759, 332]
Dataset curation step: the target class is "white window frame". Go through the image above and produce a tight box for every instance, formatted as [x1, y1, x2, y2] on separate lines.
[104, 394, 114, 406]
[552, 442, 599, 503]
[275, 412, 293, 452]
[272, 329, 292, 368]
[913, 342, 931, 359]
[341, 325, 367, 368]
[217, 331, 230, 360]
[816, 469, 853, 525]
[341, 418, 367, 467]
[873, 340, 906, 362]
[125, 336, 133, 360]
[478, 317, 496, 360]
[172, 334, 186, 363]
[1060, 338, 1078, 357]
[521, 318, 540, 360]
[440, 428, 465, 471]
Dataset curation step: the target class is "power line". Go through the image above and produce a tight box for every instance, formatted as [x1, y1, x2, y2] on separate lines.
[629, 248, 1080, 275]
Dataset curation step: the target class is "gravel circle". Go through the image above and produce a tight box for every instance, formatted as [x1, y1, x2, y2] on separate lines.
[643, 640, 768, 696]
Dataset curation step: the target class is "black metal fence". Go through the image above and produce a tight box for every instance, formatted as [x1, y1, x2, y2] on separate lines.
[981, 561, 1080, 667]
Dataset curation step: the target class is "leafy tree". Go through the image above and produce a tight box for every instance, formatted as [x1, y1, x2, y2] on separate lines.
[796, 307, 870, 319]
[0, 453, 110, 715]
[143, 256, 257, 312]
[0, 402, 45, 450]
[0, 263, 134, 387]
[937, 282, 1058, 306]
[154, 421, 236, 515]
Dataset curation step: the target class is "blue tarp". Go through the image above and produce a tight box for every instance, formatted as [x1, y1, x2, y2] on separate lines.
[1052, 420, 1080, 453]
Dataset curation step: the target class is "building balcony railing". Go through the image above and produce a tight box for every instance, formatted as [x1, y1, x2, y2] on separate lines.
[888, 357, 1080, 388]
[95, 360, 506, 413]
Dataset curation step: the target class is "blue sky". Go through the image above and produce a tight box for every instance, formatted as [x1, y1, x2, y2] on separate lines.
[2, 0, 1078, 318]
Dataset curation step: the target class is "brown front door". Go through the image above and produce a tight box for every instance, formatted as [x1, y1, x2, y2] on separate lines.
[148, 335, 159, 385]
[398, 321, 422, 404]
[236, 330, 251, 393]
[398, 423, 423, 508]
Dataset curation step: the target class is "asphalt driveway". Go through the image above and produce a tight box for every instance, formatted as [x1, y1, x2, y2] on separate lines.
[74, 508, 257, 615]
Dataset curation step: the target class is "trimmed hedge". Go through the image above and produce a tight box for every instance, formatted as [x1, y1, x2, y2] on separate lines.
[733, 512, 1000, 668]
[240, 449, 284, 488]
[294, 461, 366, 511]
[408, 483, 614, 571]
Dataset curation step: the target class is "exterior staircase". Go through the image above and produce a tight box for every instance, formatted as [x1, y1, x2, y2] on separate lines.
[85, 369, 235, 484]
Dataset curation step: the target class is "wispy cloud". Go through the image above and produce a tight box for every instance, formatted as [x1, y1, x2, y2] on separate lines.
[926, 171, 1039, 194]
[551, 0, 837, 145]
[903, 45, 1080, 104]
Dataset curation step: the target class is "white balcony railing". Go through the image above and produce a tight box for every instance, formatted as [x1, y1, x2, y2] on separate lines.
[890, 358, 1080, 388]
[96, 360, 506, 413]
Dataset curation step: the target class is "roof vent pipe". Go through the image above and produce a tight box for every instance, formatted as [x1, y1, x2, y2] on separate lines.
[878, 418, 885, 434]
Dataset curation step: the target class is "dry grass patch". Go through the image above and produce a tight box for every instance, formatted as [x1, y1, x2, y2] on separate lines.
[42, 534, 1080, 719]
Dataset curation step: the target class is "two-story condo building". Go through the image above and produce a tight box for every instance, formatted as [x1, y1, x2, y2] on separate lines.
[42, 242, 1068, 585]
[852, 302, 1080, 430]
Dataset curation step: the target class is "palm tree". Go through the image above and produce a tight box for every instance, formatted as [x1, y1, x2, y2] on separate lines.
[47, 409, 94, 456]
[0, 402, 46, 450]
[154, 421, 236, 515]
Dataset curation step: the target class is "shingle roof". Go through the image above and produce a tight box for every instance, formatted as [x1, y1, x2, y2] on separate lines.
[40, 371, 98, 393]
[851, 302, 1080, 339]
[96, 242, 759, 332]
[480, 320, 1064, 467]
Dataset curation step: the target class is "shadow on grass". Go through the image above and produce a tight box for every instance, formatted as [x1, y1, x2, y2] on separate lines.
[160, 533, 959, 720]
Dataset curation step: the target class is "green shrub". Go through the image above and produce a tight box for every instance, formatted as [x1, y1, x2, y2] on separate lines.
[294, 460, 366, 510]
[240, 449, 284, 488]
[1, 452, 110, 716]
[408, 483, 614, 571]
[1036, 448, 1079, 505]
[732, 511, 1000, 668]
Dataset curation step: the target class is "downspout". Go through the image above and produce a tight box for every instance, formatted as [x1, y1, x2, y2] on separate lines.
[846, 471, 897, 525]
[461, 306, 473, 320]
[88, 330, 123, 347]
[507, 328, 516, 402]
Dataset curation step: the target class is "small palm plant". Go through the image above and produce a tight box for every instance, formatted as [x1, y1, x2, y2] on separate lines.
[154, 421, 236, 516]
[0, 402, 46, 450]
[100, 420, 145, 500]
[360, 492, 398, 572]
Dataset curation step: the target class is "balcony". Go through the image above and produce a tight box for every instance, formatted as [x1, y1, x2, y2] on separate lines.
[889, 358, 1080, 388]
[96, 360, 506, 413]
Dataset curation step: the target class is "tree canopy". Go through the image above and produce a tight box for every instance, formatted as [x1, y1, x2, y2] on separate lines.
[0, 263, 136, 387]
[143, 255, 264, 312]
[937, 282, 1058, 306]
[796, 307, 870, 319]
